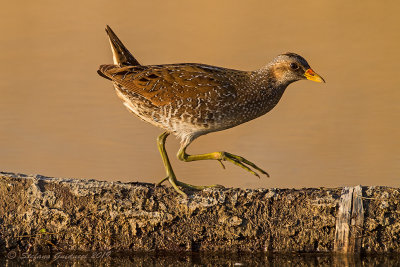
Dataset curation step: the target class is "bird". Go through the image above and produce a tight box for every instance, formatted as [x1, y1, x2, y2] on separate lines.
[98, 25, 325, 197]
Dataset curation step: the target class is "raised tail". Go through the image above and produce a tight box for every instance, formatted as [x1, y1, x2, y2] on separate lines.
[105, 25, 141, 66]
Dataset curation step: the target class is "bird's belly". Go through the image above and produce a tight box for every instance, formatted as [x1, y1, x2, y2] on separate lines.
[114, 88, 212, 135]
[113, 85, 278, 142]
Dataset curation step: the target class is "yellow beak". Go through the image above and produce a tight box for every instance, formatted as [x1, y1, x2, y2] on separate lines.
[304, 69, 325, 83]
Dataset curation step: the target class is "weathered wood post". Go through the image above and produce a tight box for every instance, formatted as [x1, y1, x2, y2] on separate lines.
[334, 186, 364, 253]
[0, 172, 399, 254]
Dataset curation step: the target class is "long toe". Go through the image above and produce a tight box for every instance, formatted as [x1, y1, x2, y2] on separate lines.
[175, 180, 219, 191]
[223, 152, 269, 178]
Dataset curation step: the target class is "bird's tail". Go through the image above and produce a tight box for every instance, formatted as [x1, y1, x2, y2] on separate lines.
[105, 25, 141, 66]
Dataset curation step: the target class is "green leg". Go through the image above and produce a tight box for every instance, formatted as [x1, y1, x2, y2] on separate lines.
[177, 145, 270, 178]
[156, 132, 186, 197]
[156, 132, 221, 197]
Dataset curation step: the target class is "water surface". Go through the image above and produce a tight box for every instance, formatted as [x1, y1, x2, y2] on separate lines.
[0, 1, 399, 189]
[3, 253, 400, 267]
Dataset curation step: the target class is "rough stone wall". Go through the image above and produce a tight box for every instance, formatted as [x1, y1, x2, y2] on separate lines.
[0, 172, 399, 254]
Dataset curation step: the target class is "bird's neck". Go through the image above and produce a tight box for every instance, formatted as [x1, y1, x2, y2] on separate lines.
[247, 68, 290, 116]
[256, 65, 294, 89]
[253, 67, 290, 94]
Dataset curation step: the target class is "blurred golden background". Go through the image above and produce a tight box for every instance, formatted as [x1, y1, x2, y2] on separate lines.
[0, 1, 399, 188]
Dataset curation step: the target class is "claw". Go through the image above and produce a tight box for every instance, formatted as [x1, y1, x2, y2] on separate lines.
[218, 160, 226, 169]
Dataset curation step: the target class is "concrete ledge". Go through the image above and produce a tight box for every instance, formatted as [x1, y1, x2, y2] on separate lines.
[0, 172, 399, 253]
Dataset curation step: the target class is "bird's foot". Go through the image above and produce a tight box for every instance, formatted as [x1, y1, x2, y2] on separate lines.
[156, 176, 169, 186]
[219, 152, 270, 178]
[175, 180, 224, 191]
[156, 176, 224, 198]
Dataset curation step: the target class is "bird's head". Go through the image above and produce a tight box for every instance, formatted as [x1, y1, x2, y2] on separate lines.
[267, 53, 325, 86]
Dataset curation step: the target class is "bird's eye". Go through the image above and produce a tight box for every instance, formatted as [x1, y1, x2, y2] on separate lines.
[290, 63, 299, 70]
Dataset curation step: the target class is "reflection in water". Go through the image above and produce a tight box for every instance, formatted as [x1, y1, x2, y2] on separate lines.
[3, 253, 400, 266]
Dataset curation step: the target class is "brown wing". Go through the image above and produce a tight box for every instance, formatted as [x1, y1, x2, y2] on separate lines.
[98, 63, 245, 106]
